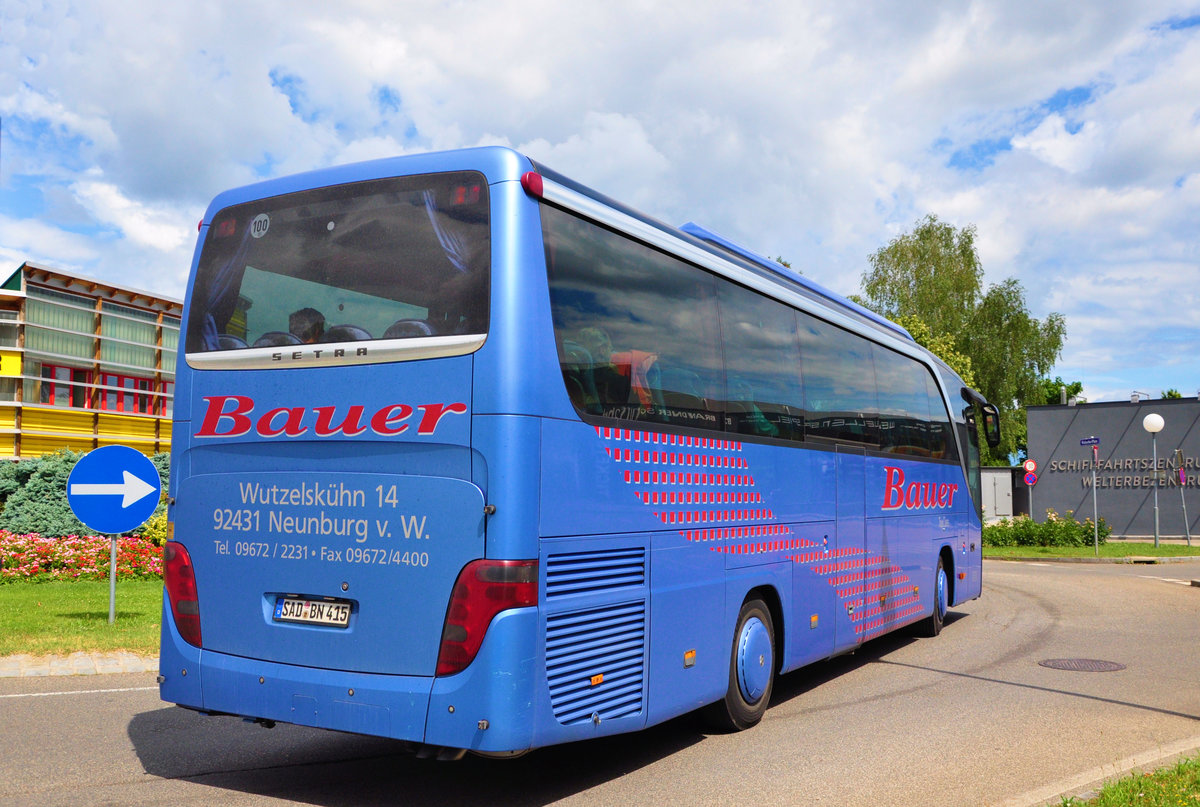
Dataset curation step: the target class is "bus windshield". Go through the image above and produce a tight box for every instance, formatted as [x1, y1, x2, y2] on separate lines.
[185, 171, 490, 356]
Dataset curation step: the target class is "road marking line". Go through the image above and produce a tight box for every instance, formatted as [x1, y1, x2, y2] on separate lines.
[0, 686, 157, 700]
[1138, 575, 1192, 586]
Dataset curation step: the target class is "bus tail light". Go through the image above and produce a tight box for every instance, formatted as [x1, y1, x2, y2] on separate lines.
[436, 559, 538, 676]
[163, 541, 202, 647]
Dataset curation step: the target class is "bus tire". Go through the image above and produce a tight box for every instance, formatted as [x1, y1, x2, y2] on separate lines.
[704, 598, 775, 732]
[921, 556, 948, 637]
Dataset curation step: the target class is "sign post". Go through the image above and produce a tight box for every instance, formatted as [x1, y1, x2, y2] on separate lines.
[1022, 459, 1038, 518]
[67, 446, 162, 624]
[1080, 437, 1101, 556]
[1175, 448, 1191, 547]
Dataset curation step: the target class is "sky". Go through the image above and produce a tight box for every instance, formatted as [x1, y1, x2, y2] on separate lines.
[2, 0, 1199, 404]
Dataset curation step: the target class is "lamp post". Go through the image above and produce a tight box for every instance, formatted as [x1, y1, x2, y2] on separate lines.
[1143, 413, 1164, 548]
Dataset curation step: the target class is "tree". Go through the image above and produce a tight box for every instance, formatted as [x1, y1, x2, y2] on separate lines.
[1162, 388, 1183, 399]
[860, 215, 982, 338]
[860, 214, 1065, 464]
[892, 314, 975, 389]
[1037, 376, 1084, 405]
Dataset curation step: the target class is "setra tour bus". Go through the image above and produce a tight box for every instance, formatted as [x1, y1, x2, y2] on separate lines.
[161, 146, 1001, 758]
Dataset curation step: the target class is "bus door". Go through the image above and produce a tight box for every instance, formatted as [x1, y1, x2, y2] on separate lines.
[834, 444, 866, 652]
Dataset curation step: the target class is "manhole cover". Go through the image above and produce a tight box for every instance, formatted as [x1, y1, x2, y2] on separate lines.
[1039, 658, 1126, 672]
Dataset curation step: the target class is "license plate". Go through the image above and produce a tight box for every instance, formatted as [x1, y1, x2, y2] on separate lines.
[273, 596, 352, 628]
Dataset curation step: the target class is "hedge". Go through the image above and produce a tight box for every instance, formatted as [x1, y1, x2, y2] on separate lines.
[0, 449, 170, 583]
[982, 509, 1111, 547]
[0, 449, 169, 538]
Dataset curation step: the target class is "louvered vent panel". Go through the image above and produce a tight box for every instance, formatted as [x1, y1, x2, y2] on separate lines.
[545, 547, 646, 599]
[546, 601, 646, 725]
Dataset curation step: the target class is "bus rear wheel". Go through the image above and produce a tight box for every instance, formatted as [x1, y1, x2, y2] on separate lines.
[704, 598, 775, 732]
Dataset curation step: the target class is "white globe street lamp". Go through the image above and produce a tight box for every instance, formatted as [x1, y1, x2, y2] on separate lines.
[1143, 413, 1165, 548]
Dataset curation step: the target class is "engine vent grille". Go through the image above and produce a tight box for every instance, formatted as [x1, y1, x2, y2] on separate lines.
[546, 601, 646, 725]
[545, 547, 646, 599]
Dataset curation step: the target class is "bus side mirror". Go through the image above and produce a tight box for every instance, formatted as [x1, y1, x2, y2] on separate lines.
[981, 403, 1001, 448]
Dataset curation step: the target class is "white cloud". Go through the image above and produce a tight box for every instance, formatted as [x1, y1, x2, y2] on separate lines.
[1, 0, 1198, 399]
[0, 85, 117, 153]
[1012, 115, 1104, 173]
[0, 215, 99, 269]
[516, 113, 671, 209]
[70, 178, 192, 253]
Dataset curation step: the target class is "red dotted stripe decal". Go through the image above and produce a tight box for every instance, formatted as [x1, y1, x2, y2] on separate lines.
[599, 426, 924, 642]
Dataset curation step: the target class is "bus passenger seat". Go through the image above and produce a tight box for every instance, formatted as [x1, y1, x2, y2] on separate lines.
[323, 324, 373, 342]
[217, 334, 249, 350]
[659, 368, 705, 422]
[252, 331, 303, 347]
[560, 341, 600, 413]
[384, 319, 435, 338]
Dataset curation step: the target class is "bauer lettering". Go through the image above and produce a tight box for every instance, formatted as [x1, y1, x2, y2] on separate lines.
[194, 395, 467, 438]
[881, 466, 957, 511]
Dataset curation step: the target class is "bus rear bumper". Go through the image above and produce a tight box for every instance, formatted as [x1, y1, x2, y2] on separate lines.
[158, 591, 431, 742]
[161, 647, 434, 742]
[158, 601, 539, 753]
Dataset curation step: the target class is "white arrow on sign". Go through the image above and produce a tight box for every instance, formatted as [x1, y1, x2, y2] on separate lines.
[69, 471, 158, 508]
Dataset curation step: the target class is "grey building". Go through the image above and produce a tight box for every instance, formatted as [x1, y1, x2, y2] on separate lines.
[1026, 397, 1200, 537]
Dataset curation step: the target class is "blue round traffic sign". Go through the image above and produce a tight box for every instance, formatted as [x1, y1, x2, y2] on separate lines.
[67, 446, 162, 534]
[1024, 471, 1038, 486]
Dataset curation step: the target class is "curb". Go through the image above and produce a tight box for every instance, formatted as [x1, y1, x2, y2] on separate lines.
[993, 733, 1200, 807]
[0, 652, 158, 678]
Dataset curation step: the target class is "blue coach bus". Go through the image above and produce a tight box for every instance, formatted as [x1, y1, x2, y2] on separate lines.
[160, 146, 1000, 758]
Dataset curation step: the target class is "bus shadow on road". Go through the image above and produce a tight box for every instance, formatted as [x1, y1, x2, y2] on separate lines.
[126, 615, 962, 805]
[127, 702, 711, 806]
[767, 612, 960, 713]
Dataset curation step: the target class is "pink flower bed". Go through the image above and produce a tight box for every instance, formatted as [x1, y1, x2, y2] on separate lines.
[0, 531, 162, 583]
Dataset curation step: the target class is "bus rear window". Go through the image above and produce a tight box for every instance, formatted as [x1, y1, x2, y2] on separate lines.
[186, 171, 489, 356]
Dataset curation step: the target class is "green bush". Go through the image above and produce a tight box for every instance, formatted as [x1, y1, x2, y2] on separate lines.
[0, 450, 170, 538]
[983, 509, 1111, 547]
[139, 509, 170, 546]
[0, 457, 42, 509]
[0, 449, 90, 537]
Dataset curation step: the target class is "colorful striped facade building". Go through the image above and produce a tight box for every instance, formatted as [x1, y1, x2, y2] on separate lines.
[0, 262, 181, 459]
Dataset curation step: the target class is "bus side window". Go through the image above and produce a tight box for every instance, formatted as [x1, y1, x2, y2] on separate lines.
[798, 312, 879, 446]
[715, 278, 805, 441]
[925, 371, 959, 462]
[544, 204, 721, 430]
[873, 344, 934, 457]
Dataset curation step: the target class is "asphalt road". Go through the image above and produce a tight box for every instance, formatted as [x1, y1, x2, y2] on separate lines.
[2, 559, 1198, 807]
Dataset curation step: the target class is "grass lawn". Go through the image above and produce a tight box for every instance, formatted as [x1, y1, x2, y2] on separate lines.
[985, 542, 1200, 560]
[0, 579, 162, 657]
[1063, 754, 1200, 805]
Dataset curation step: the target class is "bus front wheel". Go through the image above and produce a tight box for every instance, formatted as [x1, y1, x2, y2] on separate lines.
[704, 598, 775, 732]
